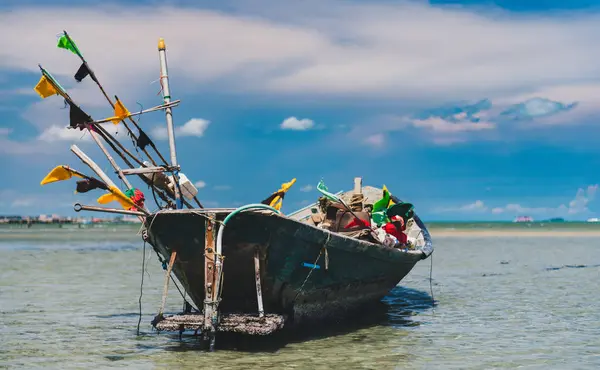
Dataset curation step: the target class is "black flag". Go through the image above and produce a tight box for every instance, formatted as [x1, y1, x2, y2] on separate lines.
[76, 177, 108, 193]
[69, 101, 92, 130]
[261, 191, 285, 206]
[74, 63, 91, 82]
[136, 129, 152, 150]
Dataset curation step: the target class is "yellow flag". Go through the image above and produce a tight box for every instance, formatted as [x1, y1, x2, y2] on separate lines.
[34, 75, 58, 99]
[280, 178, 297, 192]
[110, 99, 131, 125]
[40, 166, 83, 185]
[97, 186, 135, 209]
[267, 178, 296, 209]
[382, 185, 395, 207]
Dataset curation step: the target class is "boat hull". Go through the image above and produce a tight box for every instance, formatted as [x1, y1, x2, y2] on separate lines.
[144, 209, 428, 326]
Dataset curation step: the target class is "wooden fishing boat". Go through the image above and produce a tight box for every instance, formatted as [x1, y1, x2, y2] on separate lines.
[36, 32, 434, 351]
[146, 183, 433, 349]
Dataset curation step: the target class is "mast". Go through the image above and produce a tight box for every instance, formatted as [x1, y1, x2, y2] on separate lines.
[157, 38, 182, 209]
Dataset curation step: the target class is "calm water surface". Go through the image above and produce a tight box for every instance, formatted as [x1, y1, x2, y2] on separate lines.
[1, 226, 599, 369]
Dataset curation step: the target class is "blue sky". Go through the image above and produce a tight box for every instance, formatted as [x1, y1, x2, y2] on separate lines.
[1, 0, 600, 221]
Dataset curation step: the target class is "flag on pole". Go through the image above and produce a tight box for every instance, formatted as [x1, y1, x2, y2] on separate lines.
[110, 99, 131, 124]
[68, 101, 93, 129]
[97, 186, 136, 209]
[57, 33, 81, 56]
[261, 178, 296, 210]
[40, 166, 84, 185]
[34, 75, 58, 99]
[136, 129, 152, 150]
[316, 179, 342, 203]
[76, 178, 108, 193]
[35, 66, 68, 100]
[74, 63, 91, 82]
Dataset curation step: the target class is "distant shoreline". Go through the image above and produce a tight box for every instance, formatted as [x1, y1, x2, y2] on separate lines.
[428, 229, 600, 237]
[1, 222, 599, 241]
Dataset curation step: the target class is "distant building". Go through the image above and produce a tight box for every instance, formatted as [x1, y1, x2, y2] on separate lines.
[514, 216, 533, 223]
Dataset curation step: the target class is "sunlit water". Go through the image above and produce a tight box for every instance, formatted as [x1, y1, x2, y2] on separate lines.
[1, 225, 599, 369]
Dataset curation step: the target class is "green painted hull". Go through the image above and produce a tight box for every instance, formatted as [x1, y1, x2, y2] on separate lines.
[144, 209, 430, 325]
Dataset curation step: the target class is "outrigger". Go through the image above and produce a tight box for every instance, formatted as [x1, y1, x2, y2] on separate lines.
[38, 32, 434, 351]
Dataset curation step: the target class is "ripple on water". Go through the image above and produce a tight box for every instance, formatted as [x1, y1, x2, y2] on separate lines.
[1, 235, 600, 368]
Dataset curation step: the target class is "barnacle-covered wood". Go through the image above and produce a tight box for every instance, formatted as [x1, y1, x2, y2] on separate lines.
[154, 313, 285, 335]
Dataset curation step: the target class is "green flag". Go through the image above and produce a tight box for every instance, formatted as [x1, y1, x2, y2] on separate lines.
[57, 34, 81, 56]
[317, 179, 342, 203]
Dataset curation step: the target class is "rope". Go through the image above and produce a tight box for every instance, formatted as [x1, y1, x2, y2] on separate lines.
[293, 232, 332, 301]
[137, 240, 146, 335]
[429, 252, 435, 310]
[139, 210, 199, 313]
[150, 173, 164, 211]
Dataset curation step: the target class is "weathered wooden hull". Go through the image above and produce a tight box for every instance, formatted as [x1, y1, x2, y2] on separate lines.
[144, 208, 430, 327]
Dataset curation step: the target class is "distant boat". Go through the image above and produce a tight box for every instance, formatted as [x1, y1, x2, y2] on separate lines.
[587, 218, 600, 223]
[514, 216, 533, 223]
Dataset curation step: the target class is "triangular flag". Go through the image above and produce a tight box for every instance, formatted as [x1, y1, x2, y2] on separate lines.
[57, 34, 80, 56]
[40, 166, 84, 185]
[316, 179, 341, 203]
[34, 75, 58, 99]
[261, 191, 283, 207]
[97, 186, 136, 209]
[136, 129, 152, 150]
[261, 178, 296, 209]
[383, 185, 396, 207]
[373, 185, 391, 213]
[111, 99, 131, 125]
[74, 63, 91, 82]
[75, 177, 108, 193]
[69, 101, 93, 129]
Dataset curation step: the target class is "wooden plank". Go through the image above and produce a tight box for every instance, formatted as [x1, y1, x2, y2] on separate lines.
[203, 213, 217, 331]
[254, 247, 265, 318]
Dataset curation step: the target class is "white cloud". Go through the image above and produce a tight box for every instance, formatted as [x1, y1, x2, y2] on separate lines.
[152, 118, 210, 140]
[442, 184, 599, 217]
[460, 200, 487, 212]
[436, 199, 487, 213]
[194, 180, 207, 188]
[280, 117, 314, 130]
[411, 117, 495, 133]
[300, 185, 313, 192]
[3, 2, 600, 103]
[364, 133, 385, 147]
[37, 125, 92, 142]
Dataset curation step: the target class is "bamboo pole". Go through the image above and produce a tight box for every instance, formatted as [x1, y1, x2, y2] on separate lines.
[158, 251, 177, 318]
[157, 38, 182, 209]
[254, 248, 265, 318]
[63, 30, 167, 167]
[87, 100, 181, 125]
[70, 145, 149, 216]
[94, 123, 145, 167]
[84, 123, 133, 190]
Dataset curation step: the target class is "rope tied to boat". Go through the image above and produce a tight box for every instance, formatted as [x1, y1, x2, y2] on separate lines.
[293, 232, 332, 301]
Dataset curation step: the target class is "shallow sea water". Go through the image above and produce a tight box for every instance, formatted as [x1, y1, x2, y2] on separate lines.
[1, 226, 599, 369]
